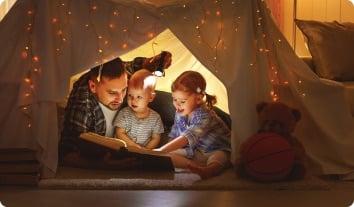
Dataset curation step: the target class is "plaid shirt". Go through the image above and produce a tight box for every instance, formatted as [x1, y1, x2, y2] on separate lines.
[169, 106, 231, 158]
[59, 58, 147, 159]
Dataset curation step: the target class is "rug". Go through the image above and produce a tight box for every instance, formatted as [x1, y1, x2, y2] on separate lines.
[39, 167, 330, 190]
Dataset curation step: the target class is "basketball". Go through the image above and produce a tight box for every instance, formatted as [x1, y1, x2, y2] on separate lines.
[240, 132, 295, 182]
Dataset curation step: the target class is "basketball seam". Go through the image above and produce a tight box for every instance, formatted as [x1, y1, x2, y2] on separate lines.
[244, 134, 275, 155]
[247, 165, 293, 175]
[246, 149, 293, 164]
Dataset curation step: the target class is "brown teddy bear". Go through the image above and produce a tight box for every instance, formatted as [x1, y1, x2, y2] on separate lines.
[235, 101, 307, 181]
[256, 101, 307, 180]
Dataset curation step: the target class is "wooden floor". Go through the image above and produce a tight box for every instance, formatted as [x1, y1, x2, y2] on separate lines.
[1, 187, 354, 207]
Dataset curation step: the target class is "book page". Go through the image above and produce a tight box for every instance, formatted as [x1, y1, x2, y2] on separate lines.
[80, 132, 166, 156]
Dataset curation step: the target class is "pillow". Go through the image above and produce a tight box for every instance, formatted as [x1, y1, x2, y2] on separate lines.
[295, 19, 354, 81]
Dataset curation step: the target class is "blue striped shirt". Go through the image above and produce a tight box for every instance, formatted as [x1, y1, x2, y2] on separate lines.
[168, 106, 231, 158]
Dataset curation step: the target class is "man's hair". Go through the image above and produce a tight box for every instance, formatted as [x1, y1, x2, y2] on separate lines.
[128, 69, 156, 93]
[89, 57, 126, 82]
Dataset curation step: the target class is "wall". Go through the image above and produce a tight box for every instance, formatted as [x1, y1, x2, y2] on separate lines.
[280, 0, 354, 56]
[0, 0, 16, 21]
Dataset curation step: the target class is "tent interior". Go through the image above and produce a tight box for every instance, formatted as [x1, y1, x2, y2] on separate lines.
[0, 0, 354, 179]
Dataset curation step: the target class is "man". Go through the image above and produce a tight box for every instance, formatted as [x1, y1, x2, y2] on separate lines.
[59, 52, 172, 167]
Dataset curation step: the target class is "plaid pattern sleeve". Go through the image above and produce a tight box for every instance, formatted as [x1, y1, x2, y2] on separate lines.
[123, 57, 147, 75]
[62, 73, 106, 135]
[123, 54, 166, 75]
[60, 72, 107, 158]
[182, 107, 231, 155]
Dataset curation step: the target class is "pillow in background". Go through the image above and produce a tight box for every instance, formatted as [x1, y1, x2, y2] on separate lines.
[295, 19, 354, 81]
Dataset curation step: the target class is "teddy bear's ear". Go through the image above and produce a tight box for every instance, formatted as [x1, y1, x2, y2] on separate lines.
[292, 109, 301, 122]
[256, 102, 268, 113]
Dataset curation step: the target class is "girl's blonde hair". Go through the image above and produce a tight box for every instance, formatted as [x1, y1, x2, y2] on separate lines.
[129, 69, 156, 94]
[171, 71, 216, 109]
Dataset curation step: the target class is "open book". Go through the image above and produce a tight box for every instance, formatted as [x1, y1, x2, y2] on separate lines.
[80, 132, 166, 156]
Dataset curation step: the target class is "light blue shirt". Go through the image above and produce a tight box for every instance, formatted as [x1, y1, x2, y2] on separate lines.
[169, 106, 231, 158]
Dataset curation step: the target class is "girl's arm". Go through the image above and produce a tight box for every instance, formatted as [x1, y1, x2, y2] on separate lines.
[116, 127, 142, 149]
[144, 133, 161, 149]
[156, 135, 188, 153]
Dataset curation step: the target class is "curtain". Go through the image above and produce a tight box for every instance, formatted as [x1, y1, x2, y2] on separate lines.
[160, 0, 354, 175]
[0, 0, 353, 178]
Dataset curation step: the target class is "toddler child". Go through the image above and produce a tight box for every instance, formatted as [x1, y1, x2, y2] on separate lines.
[114, 69, 164, 149]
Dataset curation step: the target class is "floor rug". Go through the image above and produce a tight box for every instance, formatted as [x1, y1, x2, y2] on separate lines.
[39, 167, 330, 190]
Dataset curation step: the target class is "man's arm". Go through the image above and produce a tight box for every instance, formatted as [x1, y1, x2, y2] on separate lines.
[123, 51, 172, 74]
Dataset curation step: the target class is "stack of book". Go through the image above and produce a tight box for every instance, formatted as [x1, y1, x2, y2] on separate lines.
[0, 148, 40, 186]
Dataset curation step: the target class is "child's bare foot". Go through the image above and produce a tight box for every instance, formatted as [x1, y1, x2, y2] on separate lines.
[187, 163, 216, 179]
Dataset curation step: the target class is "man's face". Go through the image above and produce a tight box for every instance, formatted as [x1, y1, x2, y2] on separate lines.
[89, 73, 128, 110]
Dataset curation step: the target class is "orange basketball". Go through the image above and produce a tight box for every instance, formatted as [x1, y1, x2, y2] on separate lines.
[240, 132, 295, 182]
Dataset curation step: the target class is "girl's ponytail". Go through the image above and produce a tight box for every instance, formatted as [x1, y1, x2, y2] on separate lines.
[205, 93, 217, 110]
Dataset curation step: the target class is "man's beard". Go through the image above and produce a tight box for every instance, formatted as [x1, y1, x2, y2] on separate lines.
[107, 102, 121, 110]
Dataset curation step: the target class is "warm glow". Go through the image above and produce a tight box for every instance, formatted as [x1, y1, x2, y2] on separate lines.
[21, 51, 28, 59]
[32, 56, 39, 62]
[349, 0, 354, 5]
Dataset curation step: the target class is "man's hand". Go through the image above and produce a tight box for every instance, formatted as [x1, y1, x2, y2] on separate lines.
[144, 51, 172, 71]
[159, 51, 172, 69]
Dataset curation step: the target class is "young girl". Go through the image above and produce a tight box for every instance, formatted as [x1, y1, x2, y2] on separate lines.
[156, 71, 231, 179]
[114, 69, 164, 149]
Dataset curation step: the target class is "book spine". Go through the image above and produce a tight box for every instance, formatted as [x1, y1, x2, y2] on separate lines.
[0, 154, 37, 162]
[0, 174, 39, 186]
[0, 162, 40, 173]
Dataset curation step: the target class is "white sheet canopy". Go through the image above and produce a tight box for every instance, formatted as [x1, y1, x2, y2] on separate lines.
[0, 0, 353, 178]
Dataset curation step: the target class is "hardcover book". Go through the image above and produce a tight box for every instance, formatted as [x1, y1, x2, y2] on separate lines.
[0, 173, 39, 186]
[79, 132, 174, 171]
[0, 148, 37, 162]
[0, 160, 40, 174]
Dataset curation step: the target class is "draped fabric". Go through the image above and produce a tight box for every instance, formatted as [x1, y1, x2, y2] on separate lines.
[0, 0, 353, 178]
[266, 0, 284, 31]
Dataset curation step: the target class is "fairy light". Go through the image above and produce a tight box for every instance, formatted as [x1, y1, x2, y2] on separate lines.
[32, 56, 39, 62]
[21, 51, 28, 59]
[24, 78, 31, 83]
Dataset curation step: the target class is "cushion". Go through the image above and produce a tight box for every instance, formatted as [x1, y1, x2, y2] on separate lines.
[295, 19, 354, 81]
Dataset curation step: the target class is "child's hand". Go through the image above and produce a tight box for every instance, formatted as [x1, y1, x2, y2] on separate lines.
[153, 148, 163, 152]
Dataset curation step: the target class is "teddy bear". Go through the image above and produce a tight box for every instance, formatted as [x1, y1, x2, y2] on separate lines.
[255, 101, 307, 180]
[236, 101, 307, 181]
